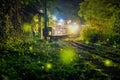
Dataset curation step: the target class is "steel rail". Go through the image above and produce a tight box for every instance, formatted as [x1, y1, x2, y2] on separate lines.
[69, 41, 120, 64]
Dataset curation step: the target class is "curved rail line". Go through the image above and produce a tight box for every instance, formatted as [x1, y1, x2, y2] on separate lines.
[69, 41, 120, 64]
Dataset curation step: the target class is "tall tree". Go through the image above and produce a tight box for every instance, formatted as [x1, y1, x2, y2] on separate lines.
[78, 0, 120, 33]
[0, 0, 57, 42]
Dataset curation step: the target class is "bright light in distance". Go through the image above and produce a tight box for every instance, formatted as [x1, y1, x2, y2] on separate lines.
[58, 22, 62, 25]
[52, 16, 57, 20]
[39, 9, 44, 13]
[67, 20, 71, 24]
[59, 19, 64, 23]
[58, 19, 64, 25]
[68, 24, 79, 34]
[73, 22, 77, 25]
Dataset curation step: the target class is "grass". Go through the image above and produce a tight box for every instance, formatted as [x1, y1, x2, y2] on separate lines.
[0, 40, 112, 80]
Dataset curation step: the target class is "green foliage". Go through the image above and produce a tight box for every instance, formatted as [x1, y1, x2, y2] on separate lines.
[60, 48, 77, 64]
[0, 41, 110, 80]
[78, 0, 120, 33]
[0, 0, 58, 44]
[78, 0, 120, 47]
[79, 27, 120, 47]
[80, 27, 102, 43]
[105, 33, 120, 46]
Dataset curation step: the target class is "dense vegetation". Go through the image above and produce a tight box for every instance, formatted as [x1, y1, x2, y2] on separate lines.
[0, 0, 57, 43]
[0, 0, 120, 80]
[0, 40, 112, 80]
[78, 0, 120, 47]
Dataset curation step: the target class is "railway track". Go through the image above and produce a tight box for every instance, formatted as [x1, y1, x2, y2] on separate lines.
[56, 40, 120, 79]
[69, 41, 120, 64]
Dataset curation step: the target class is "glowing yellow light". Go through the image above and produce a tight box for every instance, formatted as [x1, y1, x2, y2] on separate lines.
[33, 15, 38, 22]
[104, 59, 112, 66]
[85, 40, 89, 44]
[60, 48, 76, 64]
[22, 23, 31, 32]
[29, 46, 33, 51]
[34, 24, 39, 33]
[46, 63, 52, 69]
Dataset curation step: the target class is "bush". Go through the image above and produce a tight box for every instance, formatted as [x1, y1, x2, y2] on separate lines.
[105, 33, 120, 47]
[80, 27, 102, 43]
[80, 27, 120, 47]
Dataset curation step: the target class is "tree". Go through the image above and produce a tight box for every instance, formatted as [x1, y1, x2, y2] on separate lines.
[0, 0, 57, 42]
[78, 0, 120, 33]
[78, 0, 120, 46]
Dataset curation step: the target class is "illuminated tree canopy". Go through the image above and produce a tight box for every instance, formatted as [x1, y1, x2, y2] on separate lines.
[78, 0, 120, 33]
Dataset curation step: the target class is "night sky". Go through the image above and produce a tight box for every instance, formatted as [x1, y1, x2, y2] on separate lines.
[51, 0, 84, 21]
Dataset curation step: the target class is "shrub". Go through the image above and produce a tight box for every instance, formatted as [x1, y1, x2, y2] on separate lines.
[80, 27, 120, 47]
[105, 33, 120, 46]
[80, 27, 102, 43]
